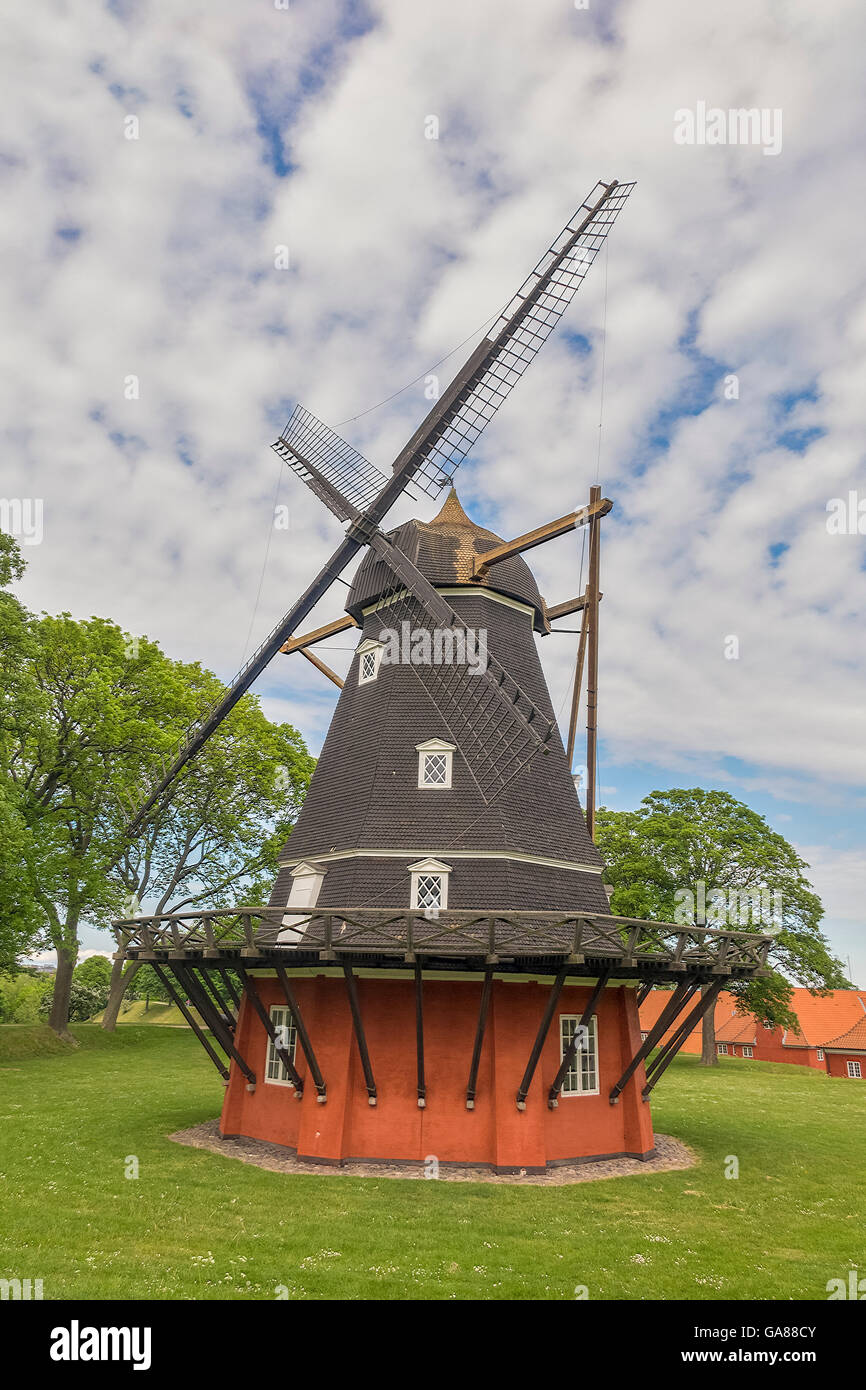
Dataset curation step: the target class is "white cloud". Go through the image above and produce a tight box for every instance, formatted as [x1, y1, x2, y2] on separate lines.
[1, 0, 864, 908]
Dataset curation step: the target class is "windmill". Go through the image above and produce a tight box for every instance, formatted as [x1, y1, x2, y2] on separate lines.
[123, 178, 634, 836]
[114, 178, 775, 1174]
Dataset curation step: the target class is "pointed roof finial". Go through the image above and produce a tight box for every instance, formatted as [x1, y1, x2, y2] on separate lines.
[428, 487, 474, 529]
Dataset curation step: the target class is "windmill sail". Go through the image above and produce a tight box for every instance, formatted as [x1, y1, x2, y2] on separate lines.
[388, 179, 635, 498]
[272, 405, 389, 522]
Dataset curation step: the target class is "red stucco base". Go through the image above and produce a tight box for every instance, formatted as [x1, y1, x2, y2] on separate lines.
[219, 974, 655, 1172]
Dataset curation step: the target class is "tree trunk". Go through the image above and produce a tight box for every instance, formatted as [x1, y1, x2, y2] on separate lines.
[48, 947, 77, 1041]
[102, 957, 141, 1032]
[700, 984, 718, 1065]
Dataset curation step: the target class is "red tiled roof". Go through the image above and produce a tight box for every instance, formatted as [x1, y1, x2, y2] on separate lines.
[639, 987, 866, 1053]
[716, 1013, 757, 1044]
[783, 990, 866, 1046]
[824, 1017, 866, 1052]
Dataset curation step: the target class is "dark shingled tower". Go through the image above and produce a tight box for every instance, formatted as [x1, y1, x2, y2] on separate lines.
[270, 490, 610, 921]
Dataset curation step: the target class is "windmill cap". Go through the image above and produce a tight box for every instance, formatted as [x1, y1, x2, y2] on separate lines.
[346, 488, 548, 631]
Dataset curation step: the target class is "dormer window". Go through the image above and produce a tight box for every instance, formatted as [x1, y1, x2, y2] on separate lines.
[416, 738, 455, 789]
[408, 857, 451, 911]
[277, 861, 326, 946]
[357, 638, 383, 686]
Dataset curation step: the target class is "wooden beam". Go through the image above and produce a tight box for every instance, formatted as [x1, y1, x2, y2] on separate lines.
[177, 964, 256, 1086]
[299, 647, 344, 689]
[516, 967, 568, 1109]
[548, 965, 612, 1107]
[642, 980, 725, 1099]
[473, 496, 612, 576]
[566, 599, 589, 772]
[415, 963, 426, 1108]
[585, 485, 602, 840]
[236, 965, 304, 1094]
[274, 963, 327, 1101]
[546, 591, 602, 623]
[608, 981, 696, 1104]
[151, 964, 229, 1080]
[466, 967, 494, 1109]
[280, 613, 357, 655]
[342, 963, 377, 1105]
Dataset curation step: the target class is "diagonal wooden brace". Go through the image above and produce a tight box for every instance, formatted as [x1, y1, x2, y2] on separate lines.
[548, 965, 612, 1107]
[516, 967, 568, 1109]
[608, 979, 696, 1105]
[273, 964, 326, 1101]
[642, 980, 726, 1100]
[466, 968, 494, 1109]
[236, 965, 303, 1095]
[151, 963, 229, 1081]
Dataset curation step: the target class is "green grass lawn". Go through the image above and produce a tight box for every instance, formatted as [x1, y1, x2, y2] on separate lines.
[0, 1024, 863, 1300]
[90, 998, 201, 1027]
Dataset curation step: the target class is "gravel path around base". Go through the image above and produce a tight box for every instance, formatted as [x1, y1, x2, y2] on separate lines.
[169, 1120, 696, 1185]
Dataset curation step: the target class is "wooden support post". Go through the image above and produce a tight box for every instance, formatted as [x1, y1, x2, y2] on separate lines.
[176, 964, 256, 1087]
[642, 986, 709, 1083]
[608, 980, 695, 1104]
[151, 964, 229, 1080]
[299, 647, 344, 689]
[548, 965, 612, 1107]
[415, 963, 426, 1108]
[566, 596, 590, 772]
[585, 483, 602, 839]
[342, 962, 377, 1105]
[466, 968, 494, 1109]
[215, 965, 241, 1011]
[472, 497, 612, 576]
[236, 965, 304, 1094]
[274, 963, 327, 1101]
[642, 979, 725, 1099]
[193, 966, 236, 1031]
[280, 612, 357, 654]
[636, 980, 655, 1008]
[516, 967, 568, 1109]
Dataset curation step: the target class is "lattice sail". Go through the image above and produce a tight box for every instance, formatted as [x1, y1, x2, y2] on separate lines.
[398, 180, 635, 499]
[272, 404, 389, 522]
[369, 533, 556, 803]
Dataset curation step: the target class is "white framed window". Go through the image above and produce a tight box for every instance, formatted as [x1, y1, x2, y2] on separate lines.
[742, 1045, 754, 1058]
[277, 862, 326, 946]
[640, 1030, 649, 1042]
[559, 1015, 599, 1097]
[416, 738, 455, 789]
[265, 1005, 298, 1086]
[408, 857, 451, 911]
[717, 1043, 728, 1055]
[357, 638, 383, 686]
[846, 1060, 862, 1079]
[816, 1048, 824, 1061]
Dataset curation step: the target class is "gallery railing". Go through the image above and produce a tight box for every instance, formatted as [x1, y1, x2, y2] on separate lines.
[112, 907, 774, 975]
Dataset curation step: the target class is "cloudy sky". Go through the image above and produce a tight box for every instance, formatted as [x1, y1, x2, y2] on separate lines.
[3, 0, 864, 977]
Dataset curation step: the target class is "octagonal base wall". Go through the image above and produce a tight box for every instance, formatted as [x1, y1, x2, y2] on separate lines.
[219, 974, 654, 1172]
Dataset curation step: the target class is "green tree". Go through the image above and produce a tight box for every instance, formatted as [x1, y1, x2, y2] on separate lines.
[3, 605, 312, 1039]
[0, 970, 52, 1023]
[595, 789, 848, 1064]
[0, 534, 42, 970]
